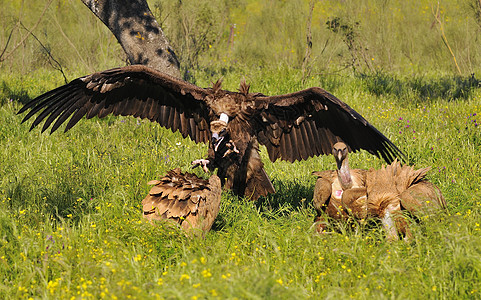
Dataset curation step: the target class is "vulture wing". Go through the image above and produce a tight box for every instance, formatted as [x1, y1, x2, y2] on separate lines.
[18, 65, 211, 143]
[253, 87, 404, 163]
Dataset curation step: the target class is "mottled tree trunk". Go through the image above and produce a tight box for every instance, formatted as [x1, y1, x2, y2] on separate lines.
[81, 0, 181, 78]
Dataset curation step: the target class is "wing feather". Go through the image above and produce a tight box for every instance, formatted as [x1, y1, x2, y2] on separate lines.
[253, 87, 404, 163]
[33, 92, 81, 132]
[18, 65, 211, 144]
[288, 126, 300, 162]
[298, 123, 312, 159]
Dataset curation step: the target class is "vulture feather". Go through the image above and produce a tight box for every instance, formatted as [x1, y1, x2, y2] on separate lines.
[142, 168, 221, 237]
[312, 142, 445, 241]
[19, 65, 404, 200]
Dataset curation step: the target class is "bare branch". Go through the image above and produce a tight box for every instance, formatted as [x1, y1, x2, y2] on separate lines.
[19, 22, 68, 84]
[302, 0, 316, 83]
[0, 26, 16, 62]
[0, 0, 53, 63]
[431, 2, 462, 75]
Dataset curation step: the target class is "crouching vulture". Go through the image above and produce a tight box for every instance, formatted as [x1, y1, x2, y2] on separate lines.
[18, 65, 404, 200]
[142, 168, 221, 237]
[313, 142, 445, 240]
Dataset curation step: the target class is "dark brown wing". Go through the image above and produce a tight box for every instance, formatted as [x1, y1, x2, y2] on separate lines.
[18, 65, 211, 143]
[253, 87, 404, 163]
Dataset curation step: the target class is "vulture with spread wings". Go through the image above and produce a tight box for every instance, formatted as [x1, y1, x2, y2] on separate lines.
[18, 65, 404, 200]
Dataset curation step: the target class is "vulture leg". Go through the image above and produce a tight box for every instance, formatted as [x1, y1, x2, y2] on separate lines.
[233, 138, 275, 201]
[379, 202, 402, 242]
[366, 164, 404, 241]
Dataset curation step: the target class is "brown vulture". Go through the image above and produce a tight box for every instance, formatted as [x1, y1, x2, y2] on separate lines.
[18, 65, 404, 200]
[142, 168, 221, 237]
[312, 142, 367, 233]
[312, 142, 445, 241]
[365, 160, 446, 241]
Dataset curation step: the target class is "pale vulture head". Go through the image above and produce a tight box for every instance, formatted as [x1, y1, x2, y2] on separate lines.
[332, 142, 349, 169]
[210, 113, 229, 152]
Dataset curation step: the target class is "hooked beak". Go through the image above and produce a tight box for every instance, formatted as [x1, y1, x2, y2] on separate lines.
[337, 150, 343, 162]
[212, 133, 224, 152]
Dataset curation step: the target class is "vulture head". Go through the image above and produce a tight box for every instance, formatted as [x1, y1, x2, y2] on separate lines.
[332, 142, 348, 169]
[332, 142, 354, 190]
[18, 64, 404, 201]
[210, 114, 229, 152]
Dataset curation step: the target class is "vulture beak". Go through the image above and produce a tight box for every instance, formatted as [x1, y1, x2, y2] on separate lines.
[212, 132, 224, 152]
[337, 150, 343, 162]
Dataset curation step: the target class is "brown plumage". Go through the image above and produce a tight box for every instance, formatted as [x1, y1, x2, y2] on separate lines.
[18, 65, 404, 200]
[312, 143, 445, 240]
[365, 160, 446, 240]
[312, 142, 367, 232]
[142, 168, 221, 237]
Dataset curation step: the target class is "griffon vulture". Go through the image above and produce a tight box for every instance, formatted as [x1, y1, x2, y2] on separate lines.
[365, 160, 446, 241]
[18, 65, 404, 200]
[142, 168, 221, 237]
[312, 142, 445, 240]
[312, 142, 367, 233]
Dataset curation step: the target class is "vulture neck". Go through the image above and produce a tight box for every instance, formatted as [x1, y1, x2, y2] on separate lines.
[336, 156, 353, 190]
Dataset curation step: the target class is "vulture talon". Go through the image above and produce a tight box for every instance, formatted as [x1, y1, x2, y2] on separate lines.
[222, 142, 240, 158]
[191, 159, 210, 173]
[226, 140, 240, 153]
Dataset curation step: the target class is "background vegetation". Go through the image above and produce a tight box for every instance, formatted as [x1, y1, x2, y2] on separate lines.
[1, 0, 481, 298]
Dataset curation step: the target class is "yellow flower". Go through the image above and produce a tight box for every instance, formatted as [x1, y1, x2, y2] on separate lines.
[180, 274, 190, 281]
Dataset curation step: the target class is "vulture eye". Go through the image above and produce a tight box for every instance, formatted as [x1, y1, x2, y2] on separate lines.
[220, 128, 226, 135]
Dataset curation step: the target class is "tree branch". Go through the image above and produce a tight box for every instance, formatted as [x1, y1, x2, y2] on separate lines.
[18, 22, 68, 84]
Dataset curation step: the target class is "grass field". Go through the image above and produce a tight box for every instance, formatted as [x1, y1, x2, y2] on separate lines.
[1, 68, 481, 299]
[2, 0, 481, 298]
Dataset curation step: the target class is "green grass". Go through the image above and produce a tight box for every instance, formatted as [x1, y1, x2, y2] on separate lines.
[3, 0, 481, 75]
[2, 1, 481, 297]
[1, 69, 481, 299]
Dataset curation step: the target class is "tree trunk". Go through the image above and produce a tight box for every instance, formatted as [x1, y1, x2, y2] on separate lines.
[81, 0, 181, 78]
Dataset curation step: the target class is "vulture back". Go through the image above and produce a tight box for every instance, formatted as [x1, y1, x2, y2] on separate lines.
[365, 160, 446, 240]
[142, 168, 222, 237]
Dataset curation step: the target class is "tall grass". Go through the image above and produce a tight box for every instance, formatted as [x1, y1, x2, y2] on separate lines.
[2, 0, 481, 75]
[1, 68, 481, 298]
